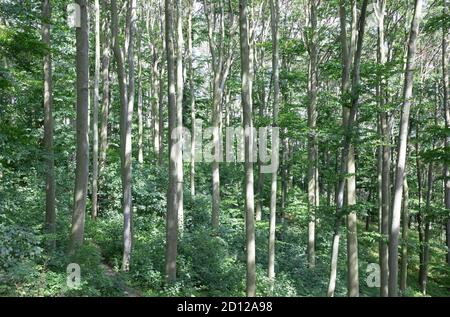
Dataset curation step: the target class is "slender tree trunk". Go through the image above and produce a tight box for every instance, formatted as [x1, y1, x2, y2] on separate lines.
[307, 0, 319, 270]
[240, 0, 256, 297]
[420, 162, 433, 294]
[175, 0, 184, 233]
[375, 0, 390, 297]
[152, 47, 160, 156]
[388, 0, 422, 297]
[415, 121, 426, 286]
[137, 33, 144, 164]
[42, 0, 56, 247]
[328, 0, 368, 297]
[188, 1, 196, 197]
[203, 0, 236, 229]
[99, 0, 111, 178]
[442, 20, 450, 267]
[268, 0, 279, 292]
[165, 0, 178, 283]
[159, 65, 164, 166]
[400, 174, 409, 294]
[69, 0, 89, 253]
[92, 0, 100, 219]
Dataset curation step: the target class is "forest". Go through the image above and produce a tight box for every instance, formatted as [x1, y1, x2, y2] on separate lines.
[0, 0, 449, 298]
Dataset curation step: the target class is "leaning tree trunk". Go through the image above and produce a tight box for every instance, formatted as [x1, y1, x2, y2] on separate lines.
[240, 0, 256, 297]
[42, 0, 56, 249]
[388, 0, 422, 297]
[69, 0, 89, 254]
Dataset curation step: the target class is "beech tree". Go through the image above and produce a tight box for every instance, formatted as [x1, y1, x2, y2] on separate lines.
[389, 0, 423, 297]
[42, 0, 56, 247]
[69, 0, 89, 253]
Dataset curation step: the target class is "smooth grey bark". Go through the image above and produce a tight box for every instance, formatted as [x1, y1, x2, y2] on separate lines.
[187, 1, 195, 197]
[99, 0, 111, 178]
[152, 46, 160, 156]
[327, 0, 368, 297]
[137, 32, 144, 164]
[165, 0, 178, 283]
[268, 0, 279, 291]
[420, 160, 433, 294]
[92, 0, 100, 219]
[240, 0, 256, 297]
[42, 0, 56, 246]
[375, 0, 389, 297]
[120, 0, 136, 272]
[69, 0, 89, 253]
[307, 0, 319, 270]
[400, 174, 409, 294]
[175, 0, 184, 233]
[442, 20, 450, 266]
[203, 0, 236, 229]
[158, 3, 165, 167]
[111, 0, 134, 272]
[388, 0, 422, 297]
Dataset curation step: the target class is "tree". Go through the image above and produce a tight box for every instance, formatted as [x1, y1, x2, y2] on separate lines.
[389, 0, 423, 297]
[374, 0, 389, 297]
[42, 0, 56, 248]
[69, 0, 89, 253]
[99, 0, 111, 179]
[92, 0, 101, 219]
[111, 0, 135, 271]
[306, 0, 319, 270]
[327, 0, 368, 297]
[175, 0, 184, 232]
[187, 0, 196, 197]
[203, 0, 236, 229]
[165, 0, 179, 283]
[442, 10, 450, 268]
[240, 0, 256, 297]
[268, 0, 279, 292]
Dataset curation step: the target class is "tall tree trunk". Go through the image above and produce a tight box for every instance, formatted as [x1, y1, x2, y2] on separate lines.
[307, 0, 319, 270]
[137, 33, 144, 164]
[92, 0, 100, 219]
[69, 0, 89, 253]
[415, 120, 425, 286]
[400, 175, 409, 294]
[420, 162, 433, 294]
[240, 0, 256, 297]
[99, 0, 111, 178]
[388, 0, 422, 297]
[268, 0, 279, 292]
[165, 0, 178, 283]
[42, 0, 56, 247]
[375, 0, 390, 297]
[188, 1, 196, 197]
[175, 0, 184, 233]
[152, 46, 160, 156]
[122, 0, 136, 272]
[203, 0, 236, 229]
[442, 18, 450, 267]
[328, 0, 368, 297]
